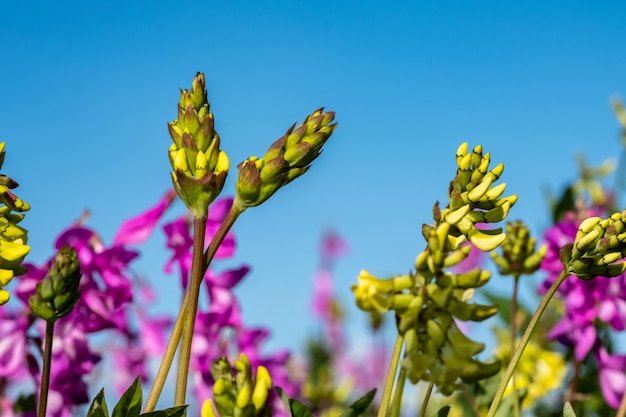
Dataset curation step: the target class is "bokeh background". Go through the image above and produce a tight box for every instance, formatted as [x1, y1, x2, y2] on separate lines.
[2, 1, 626, 355]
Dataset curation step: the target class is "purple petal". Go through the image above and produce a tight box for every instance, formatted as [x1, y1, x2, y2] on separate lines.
[113, 190, 176, 246]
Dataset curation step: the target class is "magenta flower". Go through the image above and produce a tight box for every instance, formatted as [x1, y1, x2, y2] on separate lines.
[0, 308, 28, 380]
[113, 189, 177, 246]
[596, 345, 626, 408]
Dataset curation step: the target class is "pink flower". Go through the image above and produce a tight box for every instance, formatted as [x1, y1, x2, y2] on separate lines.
[113, 189, 177, 246]
[596, 345, 626, 408]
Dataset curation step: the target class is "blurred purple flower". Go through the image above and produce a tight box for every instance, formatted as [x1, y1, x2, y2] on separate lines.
[596, 345, 626, 408]
[0, 308, 28, 379]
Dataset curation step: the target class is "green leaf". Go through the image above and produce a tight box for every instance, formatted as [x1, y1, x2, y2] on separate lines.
[563, 401, 577, 417]
[141, 405, 188, 417]
[112, 377, 143, 417]
[289, 399, 314, 417]
[86, 389, 110, 417]
[430, 405, 450, 417]
[274, 387, 293, 417]
[12, 392, 36, 414]
[274, 386, 314, 417]
[338, 389, 377, 417]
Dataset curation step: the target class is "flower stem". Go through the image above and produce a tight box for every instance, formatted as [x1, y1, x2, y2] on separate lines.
[174, 216, 207, 406]
[417, 381, 434, 417]
[145, 205, 244, 411]
[378, 334, 404, 417]
[389, 367, 406, 417]
[37, 320, 55, 417]
[486, 268, 569, 417]
[510, 275, 520, 417]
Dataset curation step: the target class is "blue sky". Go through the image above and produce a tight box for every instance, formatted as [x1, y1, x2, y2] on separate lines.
[2, 1, 626, 363]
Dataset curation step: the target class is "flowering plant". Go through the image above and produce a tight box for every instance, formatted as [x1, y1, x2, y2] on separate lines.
[2, 73, 626, 417]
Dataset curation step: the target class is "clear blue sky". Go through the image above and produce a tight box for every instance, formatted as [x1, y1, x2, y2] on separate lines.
[2, 1, 626, 356]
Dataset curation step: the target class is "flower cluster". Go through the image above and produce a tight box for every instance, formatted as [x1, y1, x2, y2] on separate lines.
[352, 143, 517, 395]
[0, 142, 30, 305]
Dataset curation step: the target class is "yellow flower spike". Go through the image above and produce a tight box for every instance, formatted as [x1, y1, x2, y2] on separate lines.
[202, 400, 220, 417]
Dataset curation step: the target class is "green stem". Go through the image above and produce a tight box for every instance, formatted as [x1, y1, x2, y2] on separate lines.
[37, 320, 55, 417]
[389, 367, 406, 417]
[378, 335, 404, 417]
[174, 216, 207, 405]
[510, 275, 520, 417]
[145, 205, 244, 411]
[486, 268, 569, 417]
[417, 381, 434, 417]
[143, 291, 188, 412]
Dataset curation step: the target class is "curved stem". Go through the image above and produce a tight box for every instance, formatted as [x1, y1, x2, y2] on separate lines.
[378, 335, 404, 417]
[486, 269, 569, 417]
[37, 320, 55, 417]
[174, 216, 208, 405]
[510, 275, 520, 417]
[418, 381, 435, 417]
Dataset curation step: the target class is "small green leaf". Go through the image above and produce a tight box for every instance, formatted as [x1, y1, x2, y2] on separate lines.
[141, 405, 188, 417]
[289, 399, 314, 417]
[274, 387, 314, 417]
[430, 405, 450, 417]
[563, 401, 577, 417]
[338, 389, 377, 417]
[274, 387, 293, 417]
[87, 389, 110, 417]
[112, 377, 142, 417]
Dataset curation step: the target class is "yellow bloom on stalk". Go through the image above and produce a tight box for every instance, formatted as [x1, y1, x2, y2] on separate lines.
[495, 339, 566, 408]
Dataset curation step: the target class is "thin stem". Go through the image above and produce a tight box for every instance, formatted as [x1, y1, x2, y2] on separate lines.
[486, 268, 569, 417]
[461, 387, 481, 417]
[389, 367, 406, 417]
[617, 388, 626, 417]
[417, 381, 435, 417]
[378, 335, 404, 417]
[510, 275, 520, 417]
[143, 291, 188, 412]
[144, 205, 243, 411]
[174, 216, 208, 405]
[37, 320, 55, 417]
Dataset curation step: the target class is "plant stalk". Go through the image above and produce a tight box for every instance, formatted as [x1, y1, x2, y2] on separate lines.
[174, 216, 208, 405]
[511, 274, 520, 417]
[145, 205, 244, 411]
[389, 367, 406, 417]
[417, 381, 435, 417]
[486, 268, 569, 417]
[378, 334, 404, 417]
[37, 320, 55, 417]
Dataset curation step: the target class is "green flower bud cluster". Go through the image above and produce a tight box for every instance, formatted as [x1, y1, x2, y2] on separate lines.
[564, 211, 626, 279]
[202, 354, 273, 417]
[352, 143, 515, 396]
[234, 109, 336, 209]
[0, 142, 30, 305]
[168, 72, 230, 217]
[491, 221, 547, 277]
[29, 246, 82, 321]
